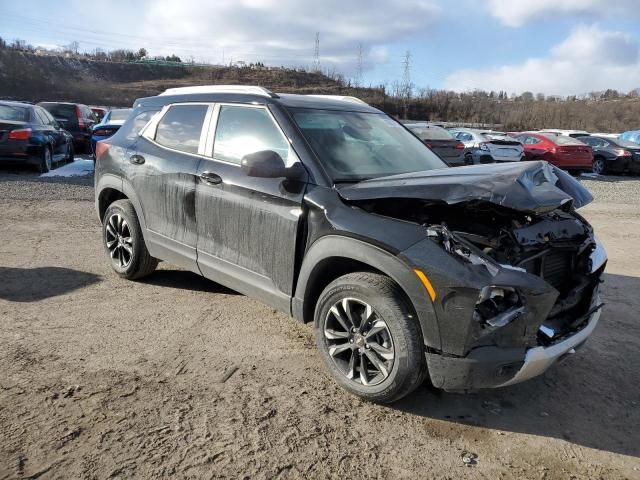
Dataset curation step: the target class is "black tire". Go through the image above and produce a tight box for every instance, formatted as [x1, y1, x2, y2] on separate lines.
[66, 141, 75, 163]
[103, 200, 158, 280]
[38, 146, 52, 173]
[315, 272, 427, 404]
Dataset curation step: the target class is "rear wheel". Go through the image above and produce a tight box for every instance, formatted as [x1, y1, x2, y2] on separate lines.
[38, 147, 52, 173]
[315, 272, 427, 403]
[103, 200, 158, 279]
[592, 157, 606, 175]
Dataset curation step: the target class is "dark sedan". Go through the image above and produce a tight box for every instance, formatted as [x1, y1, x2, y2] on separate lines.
[0, 101, 74, 173]
[578, 135, 640, 175]
[404, 122, 465, 166]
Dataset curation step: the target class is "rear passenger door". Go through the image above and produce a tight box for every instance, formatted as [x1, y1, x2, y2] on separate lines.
[35, 107, 66, 161]
[132, 103, 212, 272]
[195, 103, 308, 311]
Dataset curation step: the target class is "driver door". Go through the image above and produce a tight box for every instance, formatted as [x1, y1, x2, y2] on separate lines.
[195, 104, 308, 311]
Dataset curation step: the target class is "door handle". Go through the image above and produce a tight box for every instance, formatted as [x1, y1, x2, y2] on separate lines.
[129, 154, 145, 165]
[199, 171, 222, 185]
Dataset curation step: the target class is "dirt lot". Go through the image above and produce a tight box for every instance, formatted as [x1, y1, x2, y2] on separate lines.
[0, 166, 639, 479]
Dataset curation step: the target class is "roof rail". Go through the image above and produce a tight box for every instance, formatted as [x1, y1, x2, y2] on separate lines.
[305, 95, 368, 105]
[159, 85, 279, 98]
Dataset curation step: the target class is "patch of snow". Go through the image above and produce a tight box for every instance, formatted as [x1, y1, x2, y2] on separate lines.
[580, 172, 600, 178]
[40, 158, 94, 178]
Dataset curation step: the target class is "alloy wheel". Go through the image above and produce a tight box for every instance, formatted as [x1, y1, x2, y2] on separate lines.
[324, 298, 395, 386]
[105, 213, 133, 268]
[593, 159, 605, 175]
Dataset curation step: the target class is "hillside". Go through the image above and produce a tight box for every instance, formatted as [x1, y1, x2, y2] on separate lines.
[1, 48, 639, 132]
[0, 49, 372, 106]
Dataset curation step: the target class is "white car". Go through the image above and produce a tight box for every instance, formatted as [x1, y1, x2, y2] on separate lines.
[539, 129, 590, 138]
[449, 128, 524, 164]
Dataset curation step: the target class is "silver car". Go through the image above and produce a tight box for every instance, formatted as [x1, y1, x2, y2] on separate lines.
[449, 128, 524, 164]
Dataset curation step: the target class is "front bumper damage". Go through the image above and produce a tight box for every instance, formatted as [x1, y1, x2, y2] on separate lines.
[422, 239, 607, 391]
[497, 297, 601, 387]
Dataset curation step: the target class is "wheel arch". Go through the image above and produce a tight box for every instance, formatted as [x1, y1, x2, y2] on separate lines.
[292, 235, 441, 350]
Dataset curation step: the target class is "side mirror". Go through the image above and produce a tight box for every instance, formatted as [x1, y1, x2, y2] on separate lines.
[241, 150, 304, 179]
[55, 118, 68, 129]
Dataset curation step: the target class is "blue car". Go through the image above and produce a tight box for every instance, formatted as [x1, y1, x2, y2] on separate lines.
[91, 108, 132, 156]
[619, 130, 640, 145]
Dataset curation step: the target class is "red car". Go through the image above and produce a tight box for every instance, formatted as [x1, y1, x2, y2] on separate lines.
[513, 132, 593, 171]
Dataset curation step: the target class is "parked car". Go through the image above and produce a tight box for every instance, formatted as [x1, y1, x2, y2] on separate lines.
[91, 108, 132, 155]
[449, 128, 524, 163]
[95, 86, 606, 403]
[0, 100, 74, 172]
[512, 132, 593, 172]
[38, 102, 97, 154]
[91, 107, 108, 123]
[578, 135, 640, 175]
[403, 122, 465, 166]
[539, 129, 590, 138]
[619, 130, 640, 145]
[591, 133, 620, 139]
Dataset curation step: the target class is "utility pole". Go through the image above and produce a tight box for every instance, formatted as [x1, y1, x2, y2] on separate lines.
[355, 43, 363, 88]
[313, 32, 320, 73]
[402, 50, 412, 119]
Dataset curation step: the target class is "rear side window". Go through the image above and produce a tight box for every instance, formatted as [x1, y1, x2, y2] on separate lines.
[213, 106, 289, 164]
[117, 109, 161, 142]
[0, 105, 30, 122]
[155, 104, 208, 154]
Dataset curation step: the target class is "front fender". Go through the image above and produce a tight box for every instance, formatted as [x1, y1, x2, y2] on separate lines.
[292, 235, 441, 350]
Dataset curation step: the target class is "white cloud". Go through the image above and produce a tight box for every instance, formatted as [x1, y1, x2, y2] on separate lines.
[444, 25, 640, 96]
[487, 0, 639, 27]
[139, 0, 441, 72]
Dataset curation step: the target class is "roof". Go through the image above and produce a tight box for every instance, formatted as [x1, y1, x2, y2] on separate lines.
[0, 100, 34, 108]
[135, 86, 380, 113]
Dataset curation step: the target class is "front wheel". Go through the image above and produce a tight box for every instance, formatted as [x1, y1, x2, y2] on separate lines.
[315, 272, 427, 403]
[65, 141, 75, 163]
[103, 200, 158, 279]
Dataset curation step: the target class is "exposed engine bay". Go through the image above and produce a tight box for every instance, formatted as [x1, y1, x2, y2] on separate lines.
[354, 197, 605, 347]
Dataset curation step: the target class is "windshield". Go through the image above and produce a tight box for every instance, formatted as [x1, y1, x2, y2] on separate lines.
[291, 109, 446, 181]
[541, 133, 585, 145]
[109, 109, 132, 122]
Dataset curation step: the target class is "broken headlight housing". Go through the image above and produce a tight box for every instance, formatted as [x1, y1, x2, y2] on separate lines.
[427, 225, 499, 276]
[474, 286, 525, 328]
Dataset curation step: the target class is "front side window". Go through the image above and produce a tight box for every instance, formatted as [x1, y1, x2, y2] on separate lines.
[155, 104, 208, 154]
[290, 108, 445, 181]
[213, 106, 289, 165]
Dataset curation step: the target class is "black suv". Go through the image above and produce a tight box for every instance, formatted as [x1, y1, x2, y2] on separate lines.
[95, 86, 607, 403]
[39, 102, 97, 154]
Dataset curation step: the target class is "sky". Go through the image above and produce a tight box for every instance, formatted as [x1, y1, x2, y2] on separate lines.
[1, 0, 639, 96]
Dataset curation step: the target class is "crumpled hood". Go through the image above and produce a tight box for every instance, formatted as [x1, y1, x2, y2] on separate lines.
[338, 161, 593, 214]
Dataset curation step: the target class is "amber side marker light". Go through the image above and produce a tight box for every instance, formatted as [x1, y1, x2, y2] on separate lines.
[414, 269, 437, 302]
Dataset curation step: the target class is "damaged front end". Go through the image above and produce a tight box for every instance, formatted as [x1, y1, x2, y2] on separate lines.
[339, 161, 607, 390]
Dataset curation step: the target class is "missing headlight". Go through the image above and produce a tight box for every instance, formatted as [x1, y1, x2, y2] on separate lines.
[474, 286, 525, 328]
[427, 225, 499, 276]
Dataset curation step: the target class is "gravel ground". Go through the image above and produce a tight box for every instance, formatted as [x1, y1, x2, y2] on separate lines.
[1, 167, 639, 479]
